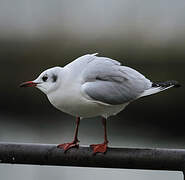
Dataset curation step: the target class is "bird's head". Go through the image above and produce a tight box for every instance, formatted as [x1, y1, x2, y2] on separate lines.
[20, 67, 63, 95]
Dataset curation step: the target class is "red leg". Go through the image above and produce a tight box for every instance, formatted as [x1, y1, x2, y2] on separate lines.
[57, 117, 80, 152]
[90, 117, 109, 154]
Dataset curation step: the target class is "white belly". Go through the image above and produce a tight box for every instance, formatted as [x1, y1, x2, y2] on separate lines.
[47, 88, 128, 118]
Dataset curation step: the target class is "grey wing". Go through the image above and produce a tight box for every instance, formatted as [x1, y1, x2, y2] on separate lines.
[81, 57, 152, 105]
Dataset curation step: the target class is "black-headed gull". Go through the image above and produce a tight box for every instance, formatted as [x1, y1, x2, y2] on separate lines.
[20, 53, 180, 153]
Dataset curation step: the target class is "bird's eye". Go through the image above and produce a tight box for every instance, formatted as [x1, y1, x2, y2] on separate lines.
[42, 76, 48, 82]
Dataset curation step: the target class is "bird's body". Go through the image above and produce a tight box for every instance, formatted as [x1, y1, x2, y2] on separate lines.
[43, 53, 152, 118]
[20, 53, 180, 153]
[48, 88, 128, 119]
[47, 54, 131, 118]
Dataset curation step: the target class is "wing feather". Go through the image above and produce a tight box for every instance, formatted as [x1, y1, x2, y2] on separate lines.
[81, 56, 152, 105]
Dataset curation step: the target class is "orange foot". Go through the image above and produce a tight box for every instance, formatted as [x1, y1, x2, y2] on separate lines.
[57, 141, 79, 152]
[90, 142, 108, 154]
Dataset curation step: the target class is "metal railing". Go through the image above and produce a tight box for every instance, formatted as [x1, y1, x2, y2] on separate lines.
[0, 142, 184, 179]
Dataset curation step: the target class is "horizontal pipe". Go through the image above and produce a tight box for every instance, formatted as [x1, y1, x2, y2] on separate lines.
[0, 142, 185, 172]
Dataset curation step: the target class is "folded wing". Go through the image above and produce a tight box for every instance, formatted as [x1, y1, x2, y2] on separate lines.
[81, 56, 152, 105]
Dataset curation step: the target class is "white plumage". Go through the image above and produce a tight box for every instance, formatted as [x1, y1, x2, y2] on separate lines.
[27, 53, 178, 118]
[20, 53, 180, 153]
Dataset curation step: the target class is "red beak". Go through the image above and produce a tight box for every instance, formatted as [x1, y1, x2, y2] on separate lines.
[20, 81, 38, 88]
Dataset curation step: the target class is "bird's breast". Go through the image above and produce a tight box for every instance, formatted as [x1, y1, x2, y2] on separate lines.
[47, 84, 127, 118]
[47, 84, 98, 117]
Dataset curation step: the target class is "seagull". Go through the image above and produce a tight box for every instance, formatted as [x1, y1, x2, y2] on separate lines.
[20, 53, 180, 154]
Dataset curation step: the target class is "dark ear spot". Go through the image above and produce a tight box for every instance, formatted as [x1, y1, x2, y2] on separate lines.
[52, 74, 58, 82]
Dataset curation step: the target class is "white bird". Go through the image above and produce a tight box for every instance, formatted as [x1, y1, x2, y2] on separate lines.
[20, 53, 180, 153]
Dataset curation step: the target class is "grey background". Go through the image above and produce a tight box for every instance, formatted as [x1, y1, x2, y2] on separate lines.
[0, 0, 185, 179]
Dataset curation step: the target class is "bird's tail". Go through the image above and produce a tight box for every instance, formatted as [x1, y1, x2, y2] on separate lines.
[139, 80, 181, 98]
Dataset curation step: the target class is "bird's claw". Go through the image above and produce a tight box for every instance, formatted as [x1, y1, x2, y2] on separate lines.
[57, 141, 79, 152]
[90, 142, 108, 154]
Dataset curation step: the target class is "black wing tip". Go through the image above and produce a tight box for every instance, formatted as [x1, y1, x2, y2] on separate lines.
[152, 80, 181, 88]
[173, 81, 181, 88]
[168, 80, 181, 88]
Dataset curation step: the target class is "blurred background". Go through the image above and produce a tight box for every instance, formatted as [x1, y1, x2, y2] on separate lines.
[0, 0, 185, 179]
